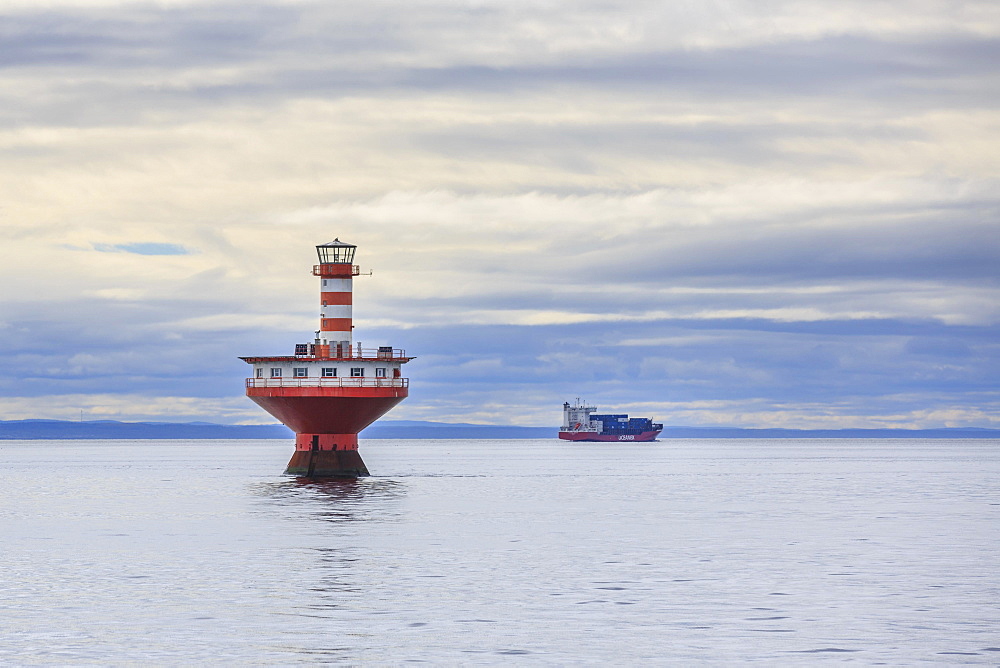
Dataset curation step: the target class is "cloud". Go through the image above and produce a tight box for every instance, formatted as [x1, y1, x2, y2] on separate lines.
[278, 186, 1000, 326]
[2, 2, 999, 131]
[0, 0, 996, 428]
[0, 393, 261, 423]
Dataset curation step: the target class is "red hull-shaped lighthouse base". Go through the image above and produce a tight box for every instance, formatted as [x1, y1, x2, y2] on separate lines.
[247, 385, 407, 477]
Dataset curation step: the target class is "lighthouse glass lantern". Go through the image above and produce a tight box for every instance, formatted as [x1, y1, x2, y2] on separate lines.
[316, 239, 356, 265]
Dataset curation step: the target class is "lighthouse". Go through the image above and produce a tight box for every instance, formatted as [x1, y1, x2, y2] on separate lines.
[240, 239, 412, 477]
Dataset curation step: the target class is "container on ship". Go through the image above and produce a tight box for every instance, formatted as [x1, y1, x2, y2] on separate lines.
[558, 400, 662, 442]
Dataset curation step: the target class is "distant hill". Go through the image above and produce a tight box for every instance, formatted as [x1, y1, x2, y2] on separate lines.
[1, 419, 998, 440]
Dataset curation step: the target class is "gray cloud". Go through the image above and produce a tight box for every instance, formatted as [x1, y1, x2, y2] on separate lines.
[389, 317, 999, 425]
[624, 216, 1000, 286]
[0, 5, 296, 67]
[0, 0, 997, 427]
[2, 2, 997, 129]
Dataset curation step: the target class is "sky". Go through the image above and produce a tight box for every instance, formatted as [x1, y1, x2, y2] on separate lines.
[1, 0, 998, 429]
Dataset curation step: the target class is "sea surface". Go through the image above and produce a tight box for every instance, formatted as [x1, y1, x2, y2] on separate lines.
[1, 438, 998, 665]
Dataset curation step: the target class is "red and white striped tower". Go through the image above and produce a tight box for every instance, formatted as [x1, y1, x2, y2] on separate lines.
[316, 239, 355, 357]
[240, 239, 412, 477]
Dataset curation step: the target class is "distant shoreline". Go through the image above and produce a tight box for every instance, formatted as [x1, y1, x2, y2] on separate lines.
[1, 419, 998, 440]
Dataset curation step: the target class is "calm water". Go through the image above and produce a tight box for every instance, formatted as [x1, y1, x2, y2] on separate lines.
[1, 438, 998, 665]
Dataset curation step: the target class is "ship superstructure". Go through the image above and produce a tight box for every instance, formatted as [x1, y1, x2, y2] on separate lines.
[558, 400, 662, 442]
[240, 239, 412, 476]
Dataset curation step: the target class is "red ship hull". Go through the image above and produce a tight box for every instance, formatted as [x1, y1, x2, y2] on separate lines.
[246, 385, 407, 476]
[558, 430, 661, 442]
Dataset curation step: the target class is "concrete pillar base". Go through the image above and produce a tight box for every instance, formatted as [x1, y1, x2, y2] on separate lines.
[285, 449, 369, 478]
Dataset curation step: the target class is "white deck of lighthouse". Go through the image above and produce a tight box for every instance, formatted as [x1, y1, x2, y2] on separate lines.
[243, 345, 410, 389]
[240, 239, 412, 477]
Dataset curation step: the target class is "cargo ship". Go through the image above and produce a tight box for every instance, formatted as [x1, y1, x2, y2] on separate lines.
[558, 400, 662, 442]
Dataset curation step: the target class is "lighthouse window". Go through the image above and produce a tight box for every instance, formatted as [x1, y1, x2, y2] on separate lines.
[293, 368, 308, 378]
[255, 368, 263, 378]
[271, 368, 282, 378]
[350, 367, 364, 377]
[375, 367, 386, 378]
[321, 367, 336, 377]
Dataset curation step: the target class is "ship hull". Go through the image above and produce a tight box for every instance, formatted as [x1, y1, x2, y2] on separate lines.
[558, 430, 661, 442]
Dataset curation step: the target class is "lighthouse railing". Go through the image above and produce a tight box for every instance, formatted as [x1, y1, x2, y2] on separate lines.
[313, 264, 361, 277]
[290, 346, 409, 360]
[246, 378, 409, 389]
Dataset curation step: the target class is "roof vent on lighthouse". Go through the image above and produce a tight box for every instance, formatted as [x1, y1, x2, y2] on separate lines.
[316, 238, 356, 265]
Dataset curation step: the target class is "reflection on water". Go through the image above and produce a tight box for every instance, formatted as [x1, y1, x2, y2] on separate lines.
[300, 545, 368, 603]
[249, 478, 411, 615]
[4, 440, 997, 664]
[250, 476, 407, 524]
